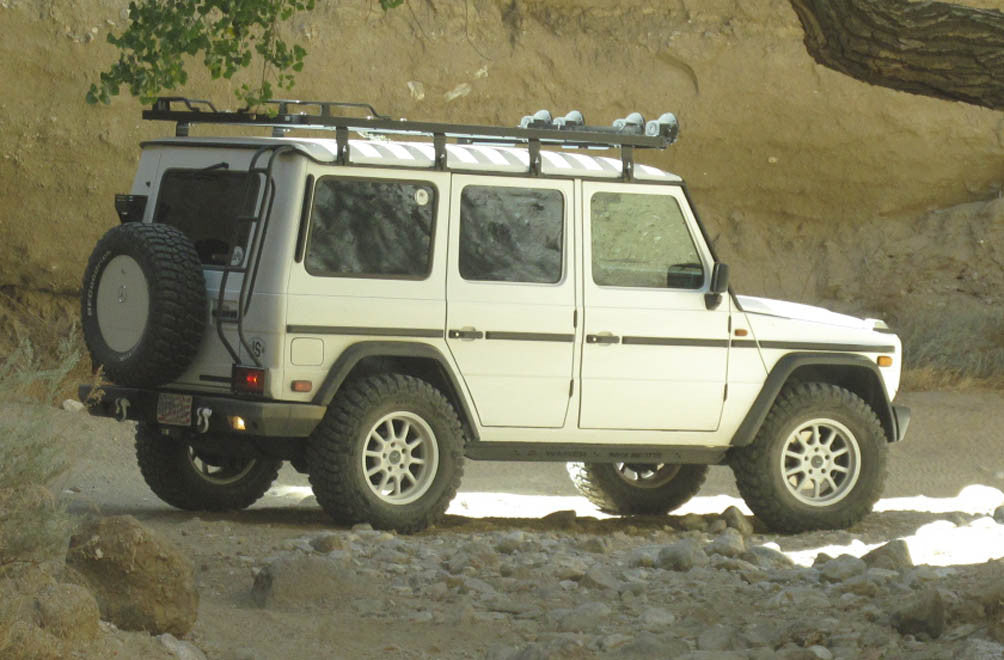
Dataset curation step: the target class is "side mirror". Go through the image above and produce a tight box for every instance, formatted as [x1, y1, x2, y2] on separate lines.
[705, 262, 729, 310]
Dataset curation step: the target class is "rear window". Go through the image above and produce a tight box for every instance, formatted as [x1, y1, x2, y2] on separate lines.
[153, 170, 262, 266]
[305, 177, 436, 279]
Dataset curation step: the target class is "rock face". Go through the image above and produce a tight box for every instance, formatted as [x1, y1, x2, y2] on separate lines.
[1, 0, 1003, 360]
[66, 515, 198, 636]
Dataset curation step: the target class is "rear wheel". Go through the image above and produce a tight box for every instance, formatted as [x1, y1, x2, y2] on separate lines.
[730, 383, 887, 532]
[135, 424, 281, 511]
[567, 462, 709, 515]
[306, 374, 464, 533]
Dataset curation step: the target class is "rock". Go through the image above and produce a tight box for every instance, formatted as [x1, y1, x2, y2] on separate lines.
[309, 534, 345, 553]
[708, 518, 728, 534]
[707, 528, 746, 558]
[721, 506, 755, 536]
[677, 513, 708, 531]
[34, 582, 99, 642]
[252, 555, 357, 609]
[861, 539, 912, 570]
[495, 531, 526, 554]
[994, 505, 1004, 525]
[640, 607, 676, 628]
[956, 639, 1004, 660]
[580, 566, 620, 591]
[541, 510, 577, 527]
[657, 538, 709, 571]
[891, 588, 945, 639]
[744, 545, 794, 570]
[556, 601, 612, 632]
[697, 623, 738, 651]
[61, 398, 85, 412]
[580, 537, 610, 554]
[159, 633, 208, 660]
[807, 645, 833, 660]
[819, 555, 867, 582]
[66, 515, 198, 636]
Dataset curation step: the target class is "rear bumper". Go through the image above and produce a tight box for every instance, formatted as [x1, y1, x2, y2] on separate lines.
[892, 404, 911, 443]
[78, 384, 326, 438]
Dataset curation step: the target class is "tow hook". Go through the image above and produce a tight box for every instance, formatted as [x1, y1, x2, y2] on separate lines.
[196, 407, 213, 434]
[114, 397, 131, 422]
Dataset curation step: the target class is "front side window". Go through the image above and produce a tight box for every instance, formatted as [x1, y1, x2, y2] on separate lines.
[154, 170, 261, 266]
[305, 178, 436, 278]
[591, 192, 704, 289]
[459, 186, 564, 283]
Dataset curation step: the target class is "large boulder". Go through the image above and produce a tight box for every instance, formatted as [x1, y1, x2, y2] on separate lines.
[66, 515, 198, 636]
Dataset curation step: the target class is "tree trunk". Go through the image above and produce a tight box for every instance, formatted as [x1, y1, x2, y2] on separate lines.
[788, 0, 1004, 110]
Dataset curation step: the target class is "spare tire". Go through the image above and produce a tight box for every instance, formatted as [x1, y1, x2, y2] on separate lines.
[82, 223, 207, 388]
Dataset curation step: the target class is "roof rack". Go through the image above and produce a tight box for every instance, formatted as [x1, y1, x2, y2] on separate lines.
[143, 97, 680, 179]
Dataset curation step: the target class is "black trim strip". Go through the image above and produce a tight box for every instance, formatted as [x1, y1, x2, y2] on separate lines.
[734, 339, 896, 353]
[621, 336, 729, 348]
[286, 325, 443, 338]
[484, 331, 575, 343]
[198, 375, 231, 383]
[465, 441, 728, 464]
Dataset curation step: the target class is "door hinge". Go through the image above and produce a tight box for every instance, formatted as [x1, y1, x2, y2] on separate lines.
[569, 379, 574, 397]
[573, 310, 578, 328]
[723, 384, 729, 401]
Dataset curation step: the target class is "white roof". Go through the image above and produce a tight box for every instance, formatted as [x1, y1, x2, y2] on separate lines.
[146, 136, 682, 182]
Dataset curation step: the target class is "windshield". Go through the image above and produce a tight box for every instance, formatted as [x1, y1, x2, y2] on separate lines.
[153, 169, 262, 267]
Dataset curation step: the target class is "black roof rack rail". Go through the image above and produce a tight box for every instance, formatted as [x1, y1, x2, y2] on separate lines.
[143, 97, 680, 179]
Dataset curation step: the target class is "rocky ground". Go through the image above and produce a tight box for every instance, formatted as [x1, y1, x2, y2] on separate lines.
[3, 390, 1002, 659]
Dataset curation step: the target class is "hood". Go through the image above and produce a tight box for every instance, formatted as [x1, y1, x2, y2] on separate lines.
[736, 295, 882, 331]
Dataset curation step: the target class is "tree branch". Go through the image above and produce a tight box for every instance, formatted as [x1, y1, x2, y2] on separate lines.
[789, 0, 1004, 110]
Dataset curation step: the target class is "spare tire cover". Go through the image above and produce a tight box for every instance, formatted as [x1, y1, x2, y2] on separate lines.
[81, 222, 207, 388]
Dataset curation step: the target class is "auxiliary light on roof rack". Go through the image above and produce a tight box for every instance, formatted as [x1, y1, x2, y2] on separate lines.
[143, 97, 680, 180]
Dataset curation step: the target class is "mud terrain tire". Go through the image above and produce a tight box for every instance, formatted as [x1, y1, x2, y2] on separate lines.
[135, 424, 282, 511]
[568, 462, 709, 515]
[82, 223, 206, 387]
[306, 374, 464, 533]
[730, 383, 887, 532]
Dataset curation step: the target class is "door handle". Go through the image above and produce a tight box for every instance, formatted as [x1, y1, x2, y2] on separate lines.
[448, 327, 484, 340]
[586, 333, 620, 345]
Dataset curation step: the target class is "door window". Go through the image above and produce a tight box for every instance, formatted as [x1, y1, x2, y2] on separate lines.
[459, 186, 564, 284]
[305, 177, 436, 279]
[590, 192, 704, 289]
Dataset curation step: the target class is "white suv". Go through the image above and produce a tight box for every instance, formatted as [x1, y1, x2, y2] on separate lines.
[80, 98, 909, 533]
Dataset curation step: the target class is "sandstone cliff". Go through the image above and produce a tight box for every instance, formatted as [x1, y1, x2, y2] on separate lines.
[1, 0, 1001, 377]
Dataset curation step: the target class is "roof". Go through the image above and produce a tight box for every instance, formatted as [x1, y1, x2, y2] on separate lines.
[143, 136, 683, 183]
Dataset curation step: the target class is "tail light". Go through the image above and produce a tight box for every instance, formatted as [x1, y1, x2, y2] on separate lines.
[232, 366, 265, 395]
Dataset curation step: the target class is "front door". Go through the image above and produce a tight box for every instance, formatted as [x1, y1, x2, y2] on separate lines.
[445, 176, 576, 428]
[579, 182, 729, 431]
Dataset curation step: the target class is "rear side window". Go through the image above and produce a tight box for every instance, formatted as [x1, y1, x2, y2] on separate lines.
[305, 178, 436, 279]
[154, 170, 261, 266]
[459, 186, 564, 283]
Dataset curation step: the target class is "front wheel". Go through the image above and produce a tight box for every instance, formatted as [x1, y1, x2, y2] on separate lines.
[306, 374, 464, 533]
[567, 462, 709, 515]
[730, 383, 887, 532]
[135, 424, 282, 511]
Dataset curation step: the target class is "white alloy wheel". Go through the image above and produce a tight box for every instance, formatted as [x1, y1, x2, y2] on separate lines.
[361, 411, 440, 505]
[613, 463, 682, 489]
[95, 254, 151, 352]
[780, 418, 861, 506]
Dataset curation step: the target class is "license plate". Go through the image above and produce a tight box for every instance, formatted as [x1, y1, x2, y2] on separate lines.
[157, 393, 193, 426]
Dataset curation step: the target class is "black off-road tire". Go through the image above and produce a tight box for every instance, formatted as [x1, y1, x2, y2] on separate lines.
[306, 374, 464, 533]
[567, 462, 709, 515]
[82, 223, 206, 388]
[730, 383, 887, 533]
[135, 424, 282, 511]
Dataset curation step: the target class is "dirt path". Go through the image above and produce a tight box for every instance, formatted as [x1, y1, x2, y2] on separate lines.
[55, 390, 1004, 659]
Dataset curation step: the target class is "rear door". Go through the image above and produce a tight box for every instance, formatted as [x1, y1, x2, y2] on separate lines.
[579, 182, 729, 431]
[445, 176, 576, 428]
